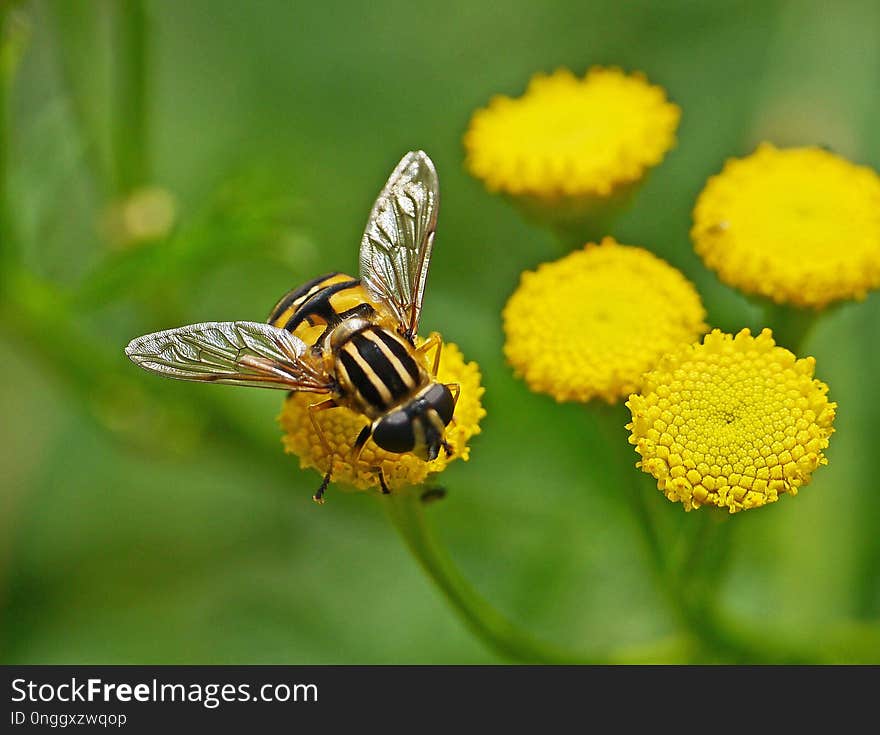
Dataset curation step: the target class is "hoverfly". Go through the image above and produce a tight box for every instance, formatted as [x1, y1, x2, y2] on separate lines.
[125, 151, 459, 503]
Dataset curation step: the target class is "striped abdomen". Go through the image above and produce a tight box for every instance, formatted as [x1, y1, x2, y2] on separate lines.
[267, 272, 372, 334]
[334, 326, 426, 418]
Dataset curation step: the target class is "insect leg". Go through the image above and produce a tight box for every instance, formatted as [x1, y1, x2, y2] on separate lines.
[442, 382, 461, 432]
[350, 424, 391, 496]
[314, 470, 332, 505]
[446, 382, 460, 406]
[416, 332, 443, 377]
[308, 398, 340, 504]
[351, 424, 373, 463]
[376, 466, 391, 495]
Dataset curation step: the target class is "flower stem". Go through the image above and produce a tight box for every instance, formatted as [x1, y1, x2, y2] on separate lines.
[384, 492, 616, 664]
[592, 404, 668, 570]
[0, 13, 10, 268]
[515, 181, 642, 252]
[45, 1, 113, 194]
[592, 403, 758, 660]
[763, 302, 820, 353]
[0, 7, 27, 269]
[387, 403, 743, 663]
[111, 0, 150, 194]
[548, 213, 620, 251]
[593, 404, 835, 662]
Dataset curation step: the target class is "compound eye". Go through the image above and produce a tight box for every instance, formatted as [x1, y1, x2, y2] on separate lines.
[425, 383, 455, 426]
[372, 410, 415, 454]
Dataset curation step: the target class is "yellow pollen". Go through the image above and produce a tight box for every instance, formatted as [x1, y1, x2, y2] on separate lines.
[464, 67, 680, 200]
[626, 328, 836, 512]
[692, 143, 880, 309]
[503, 238, 707, 403]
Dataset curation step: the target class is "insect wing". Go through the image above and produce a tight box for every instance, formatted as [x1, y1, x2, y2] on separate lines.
[125, 321, 332, 392]
[359, 150, 439, 341]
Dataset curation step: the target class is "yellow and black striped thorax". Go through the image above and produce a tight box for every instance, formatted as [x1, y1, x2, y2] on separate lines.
[334, 326, 427, 417]
[268, 272, 374, 334]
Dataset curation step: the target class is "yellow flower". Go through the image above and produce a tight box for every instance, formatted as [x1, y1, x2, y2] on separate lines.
[503, 238, 707, 403]
[464, 67, 680, 203]
[279, 338, 485, 493]
[692, 143, 880, 309]
[627, 328, 836, 513]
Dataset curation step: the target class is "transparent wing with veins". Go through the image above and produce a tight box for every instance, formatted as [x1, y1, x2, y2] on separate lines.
[359, 150, 439, 342]
[124, 321, 333, 392]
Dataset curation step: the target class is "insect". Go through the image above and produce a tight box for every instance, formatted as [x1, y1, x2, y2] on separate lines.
[125, 151, 459, 503]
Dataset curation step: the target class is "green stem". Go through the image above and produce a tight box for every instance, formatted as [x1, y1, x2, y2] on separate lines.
[592, 404, 763, 661]
[547, 211, 622, 251]
[385, 491, 607, 663]
[516, 179, 644, 251]
[386, 489, 699, 663]
[593, 405, 838, 662]
[0, 12, 9, 269]
[592, 404, 669, 572]
[45, 0, 113, 194]
[112, 0, 149, 193]
[0, 7, 27, 270]
[674, 509, 736, 606]
[390, 400, 721, 663]
[762, 302, 820, 353]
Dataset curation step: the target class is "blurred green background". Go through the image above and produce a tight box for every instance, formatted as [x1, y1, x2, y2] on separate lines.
[2, 0, 879, 664]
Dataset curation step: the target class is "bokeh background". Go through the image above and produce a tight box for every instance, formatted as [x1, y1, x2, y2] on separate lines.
[2, 0, 879, 663]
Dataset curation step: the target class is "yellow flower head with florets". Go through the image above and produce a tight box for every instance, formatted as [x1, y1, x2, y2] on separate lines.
[464, 67, 680, 202]
[503, 238, 707, 403]
[279, 336, 485, 493]
[627, 328, 836, 513]
[692, 143, 880, 309]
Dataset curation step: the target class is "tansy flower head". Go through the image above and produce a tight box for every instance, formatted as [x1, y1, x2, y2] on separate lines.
[279, 338, 485, 493]
[692, 143, 880, 309]
[464, 67, 680, 207]
[626, 328, 836, 513]
[503, 238, 707, 403]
